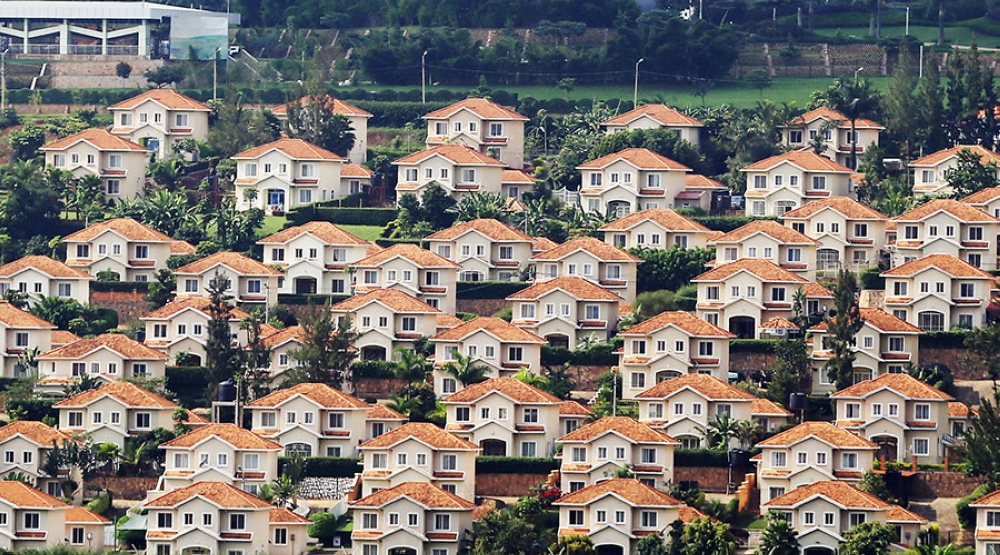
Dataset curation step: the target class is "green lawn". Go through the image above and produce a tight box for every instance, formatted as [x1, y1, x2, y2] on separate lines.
[811, 25, 996, 46]
[258, 215, 288, 239]
[339, 224, 386, 242]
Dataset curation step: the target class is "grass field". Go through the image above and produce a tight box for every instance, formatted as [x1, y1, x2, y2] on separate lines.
[811, 25, 996, 47]
[339, 224, 386, 242]
[258, 216, 288, 238]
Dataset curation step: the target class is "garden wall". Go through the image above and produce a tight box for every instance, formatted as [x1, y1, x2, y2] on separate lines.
[475, 473, 549, 497]
[909, 472, 987, 500]
[456, 298, 509, 317]
[674, 466, 749, 493]
[89, 290, 149, 323]
[86, 476, 159, 500]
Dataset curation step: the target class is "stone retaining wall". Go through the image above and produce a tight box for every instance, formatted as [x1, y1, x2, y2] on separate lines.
[909, 471, 987, 500]
[89, 290, 149, 324]
[674, 466, 748, 493]
[86, 476, 159, 500]
[475, 472, 548, 497]
[456, 298, 508, 317]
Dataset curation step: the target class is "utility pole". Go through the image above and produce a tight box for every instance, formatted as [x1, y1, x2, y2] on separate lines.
[421, 50, 428, 104]
[1, 38, 8, 112]
[213, 46, 221, 100]
[633, 58, 644, 109]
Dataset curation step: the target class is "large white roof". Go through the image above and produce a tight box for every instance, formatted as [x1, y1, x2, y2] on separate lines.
[0, 1, 240, 24]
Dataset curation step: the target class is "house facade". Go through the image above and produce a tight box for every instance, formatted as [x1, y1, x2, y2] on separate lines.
[142, 296, 253, 366]
[910, 145, 1000, 197]
[531, 236, 642, 302]
[0, 302, 54, 379]
[0, 481, 111, 551]
[233, 138, 345, 212]
[780, 107, 884, 169]
[890, 199, 1000, 271]
[507, 277, 622, 350]
[352, 244, 460, 314]
[602, 104, 704, 147]
[709, 220, 820, 280]
[109, 89, 210, 159]
[0, 256, 92, 307]
[881, 253, 993, 331]
[394, 145, 506, 203]
[424, 219, 536, 282]
[634, 374, 758, 448]
[558, 416, 678, 492]
[0, 421, 78, 498]
[781, 196, 889, 275]
[968, 489, 1000, 555]
[272, 96, 372, 163]
[599, 208, 711, 251]
[742, 151, 855, 217]
[962, 186, 1000, 219]
[157, 424, 282, 495]
[173, 252, 281, 306]
[36, 334, 168, 397]
[41, 128, 149, 201]
[578, 148, 691, 218]
[63, 218, 186, 282]
[423, 98, 528, 169]
[330, 289, 455, 362]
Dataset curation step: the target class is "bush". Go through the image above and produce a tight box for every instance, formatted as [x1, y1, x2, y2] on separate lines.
[807, 395, 834, 421]
[457, 281, 529, 300]
[6, 399, 55, 422]
[286, 206, 398, 226]
[730, 339, 777, 353]
[351, 360, 397, 379]
[278, 456, 362, 477]
[475, 457, 559, 474]
[541, 343, 618, 366]
[374, 238, 422, 248]
[674, 449, 730, 467]
[957, 483, 990, 529]
[165, 366, 210, 409]
[352, 101, 451, 128]
[91, 281, 151, 293]
[694, 216, 777, 232]
[277, 293, 350, 306]
[859, 266, 885, 290]
[921, 331, 971, 349]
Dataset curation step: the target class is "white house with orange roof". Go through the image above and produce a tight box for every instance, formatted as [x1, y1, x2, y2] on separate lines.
[782, 196, 889, 275]
[142, 296, 254, 366]
[809, 308, 922, 393]
[367, 404, 409, 441]
[272, 95, 373, 163]
[742, 151, 855, 217]
[41, 128, 150, 201]
[65, 506, 113, 551]
[910, 145, 1000, 197]
[0, 256, 93, 307]
[156, 423, 281, 495]
[0, 481, 112, 551]
[425, 218, 536, 282]
[890, 199, 1000, 270]
[602, 104, 704, 146]
[560, 401, 593, 436]
[254, 325, 306, 384]
[0, 302, 54, 378]
[431, 317, 545, 398]
[258, 221, 381, 296]
[754, 421, 877, 504]
[558, 416, 678, 492]
[144, 481, 309, 555]
[962, 186, 1000, 219]
[531, 236, 642, 301]
[709, 219, 820, 280]
[394, 145, 506, 202]
[423, 98, 528, 168]
[831, 373, 955, 463]
[881, 253, 993, 331]
[109, 89, 210, 159]
[501, 168, 536, 200]
[763, 480, 926, 552]
[507, 276, 622, 349]
[578, 148, 691, 218]
[350, 481, 475, 555]
[351, 244, 460, 313]
[600, 208, 712, 251]
[35, 334, 167, 397]
[330, 289, 453, 362]
[0, 421, 78, 497]
[617, 311, 734, 399]
[173, 251, 281, 306]
[442, 377, 562, 458]
[233, 138, 345, 212]
[967, 489, 1000, 555]
[780, 107, 884, 169]
[358, 422, 480, 501]
[62, 218, 183, 282]
[341, 163, 373, 195]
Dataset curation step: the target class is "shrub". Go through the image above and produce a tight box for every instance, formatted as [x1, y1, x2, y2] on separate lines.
[351, 360, 397, 379]
[475, 457, 559, 474]
[541, 343, 618, 366]
[693, 216, 777, 232]
[859, 265, 885, 290]
[277, 293, 350, 306]
[957, 483, 990, 529]
[730, 339, 777, 353]
[921, 331, 971, 349]
[457, 281, 529, 300]
[674, 449, 730, 467]
[278, 456, 362, 477]
[165, 366, 210, 409]
[91, 281, 150, 293]
[5, 399, 55, 422]
[286, 206, 398, 226]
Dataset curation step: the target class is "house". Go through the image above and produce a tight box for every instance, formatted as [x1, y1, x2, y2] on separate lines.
[349, 481, 475, 555]
[881, 253, 993, 331]
[394, 145, 506, 203]
[423, 98, 528, 169]
[358, 422, 480, 501]
[142, 296, 254, 366]
[501, 169, 536, 200]
[602, 104, 704, 147]
[910, 145, 1000, 197]
[599, 208, 712, 251]
[0, 302, 54, 378]
[257, 221, 381, 296]
[330, 289, 456, 362]
[742, 151, 855, 217]
[352, 244, 460, 314]
[709, 220, 820, 280]
[0, 256, 93, 307]
[256, 325, 306, 384]
[366, 404, 409, 441]
[889, 199, 1000, 271]
[36, 334, 168, 397]
[0, 421, 78, 497]
[65, 506, 113, 551]
[507, 276, 622, 350]
[173, 252, 281, 306]
[678, 174, 727, 212]
[560, 401, 593, 437]
[578, 148, 691, 218]
[63, 218, 186, 282]
[144, 481, 310, 555]
[949, 402, 976, 437]
[831, 373, 955, 463]
[271, 96, 372, 163]
[341, 163, 374, 196]
[617, 311, 735, 399]
[961, 186, 1000, 219]
[808, 308, 922, 393]
[247, 382, 374, 458]
[41, 128, 149, 201]
[763, 481, 926, 553]
[233, 138, 345, 213]
[754, 421, 877, 504]
[752, 398, 796, 432]
[424, 219, 536, 282]
[108, 89, 210, 159]
[780, 107, 884, 169]
[0, 481, 111, 551]
[781, 196, 889, 275]
[558, 416, 678, 492]
[531, 236, 643, 301]
[157, 424, 281, 495]
[967, 489, 1000, 555]
[431, 318, 545, 398]
[442, 377, 562, 458]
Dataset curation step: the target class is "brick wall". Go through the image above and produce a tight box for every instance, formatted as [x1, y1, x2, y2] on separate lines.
[89, 290, 149, 324]
[456, 298, 509, 316]
[908, 472, 987, 500]
[920, 347, 976, 379]
[674, 466, 747, 493]
[354, 377, 410, 400]
[730, 352, 778, 374]
[475, 473, 549, 497]
[86, 476, 159, 500]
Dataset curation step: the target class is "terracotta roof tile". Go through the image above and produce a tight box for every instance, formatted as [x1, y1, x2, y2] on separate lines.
[55, 381, 180, 409]
[66, 506, 111, 523]
[949, 402, 974, 418]
[394, 145, 505, 167]
[144, 296, 251, 320]
[742, 151, 853, 173]
[881, 253, 992, 279]
[887, 505, 927, 523]
[970, 490, 1000, 507]
[258, 325, 306, 350]
[764, 481, 889, 509]
[554, 478, 683, 506]
[443, 377, 561, 405]
[426, 219, 535, 243]
[911, 145, 1000, 167]
[109, 89, 209, 111]
[233, 138, 343, 161]
[342, 163, 373, 178]
[146, 481, 274, 508]
[170, 241, 196, 255]
[710, 219, 818, 245]
[603, 104, 703, 128]
[0, 256, 93, 279]
[502, 169, 536, 184]
[803, 282, 834, 298]
[751, 399, 793, 416]
[0, 420, 74, 447]
[685, 174, 726, 189]
[162, 423, 282, 450]
[354, 243, 460, 269]
[620, 310, 734, 337]
[368, 403, 408, 421]
[832, 373, 954, 400]
[0, 302, 54, 329]
[693, 259, 807, 283]
[39, 333, 167, 360]
[437, 313, 463, 328]
[41, 128, 148, 152]
[532, 237, 560, 252]
[433, 317, 545, 344]
[51, 330, 81, 345]
[532, 237, 642, 262]
[577, 148, 691, 171]
[64, 218, 176, 243]
[760, 317, 798, 330]
[258, 221, 378, 246]
[249, 382, 370, 409]
[635, 374, 755, 401]
[559, 416, 679, 444]
[270, 507, 311, 523]
[271, 96, 372, 117]
[506, 276, 622, 302]
[781, 196, 887, 221]
[359, 422, 479, 450]
[786, 107, 883, 130]
[560, 400, 593, 416]
[350, 481, 475, 509]
[962, 186, 1000, 206]
[0, 481, 68, 508]
[893, 199, 1000, 223]
[423, 98, 527, 121]
[756, 421, 875, 448]
[599, 209, 710, 233]
[810, 308, 920, 334]
[330, 288, 441, 313]
[174, 251, 281, 276]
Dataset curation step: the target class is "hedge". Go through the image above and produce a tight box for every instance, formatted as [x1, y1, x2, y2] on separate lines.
[674, 449, 730, 467]
[457, 281, 529, 300]
[541, 344, 618, 366]
[277, 293, 350, 306]
[920, 331, 971, 349]
[278, 456, 362, 477]
[5, 399, 56, 422]
[374, 238, 421, 248]
[91, 281, 151, 293]
[693, 216, 777, 233]
[353, 100, 451, 128]
[286, 206, 398, 227]
[351, 360, 397, 379]
[807, 395, 834, 421]
[730, 339, 777, 353]
[165, 366, 211, 409]
[475, 456, 559, 474]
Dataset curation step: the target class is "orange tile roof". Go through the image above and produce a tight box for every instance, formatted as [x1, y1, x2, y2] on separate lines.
[63, 218, 176, 243]
[66, 506, 111, 523]
[710, 219, 818, 245]
[443, 377, 562, 405]
[51, 330, 81, 345]
[259, 325, 306, 349]
[532, 237, 560, 252]
[560, 400, 593, 416]
[620, 310, 734, 337]
[109, 89, 209, 111]
[887, 505, 927, 523]
[248, 382, 370, 409]
[970, 489, 1000, 507]
[351, 481, 475, 509]
[893, 198, 1000, 223]
[554, 478, 684, 506]
[426, 219, 535, 243]
[635, 374, 756, 401]
[781, 196, 887, 220]
[0, 302, 54, 329]
[146, 481, 274, 509]
[832, 373, 954, 400]
[599, 209, 710, 233]
[751, 399, 793, 416]
[506, 276, 623, 302]
[354, 243, 460, 269]
[174, 251, 281, 276]
[881, 253, 992, 279]
[764, 481, 889, 509]
[359, 422, 479, 450]
[532, 236, 642, 262]
[342, 163, 374, 178]
[161, 423, 282, 450]
[577, 148, 691, 171]
[760, 317, 798, 330]
[0, 481, 68, 508]
[502, 169, 536, 184]
[330, 288, 441, 314]
[39, 333, 167, 360]
[786, 107, 883, 130]
[559, 416, 679, 444]
[949, 402, 974, 418]
[423, 98, 527, 121]
[962, 186, 1000, 205]
[170, 241, 196, 255]
[368, 403, 408, 421]
[810, 308, 921, 334]
[432, 316, 545, 343]
[259, 221, 378, 246]
[233, 138, 344, 161]
[685, 174, 726, 189]
[910, 145, 1000, 167]
[270, 507, 311, 524]
[742, 150, 854, 173]
[41, 128, 148, 152]
[693, 259, 807, 283]
[0, 256, 93, 279]
[271, 95, 372, 117]
[394, 145, 505, 166]
[437, 313, 463, 328]
[0, 420, 74, 446]
[756, 421, 875, 448]
[55, 381, 180, 409]
[145, 296, 251, 320]
[603, 104, 703, 127]
[802, 282, 834, 298]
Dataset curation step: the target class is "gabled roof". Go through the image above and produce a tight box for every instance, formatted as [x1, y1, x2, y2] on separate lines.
[55, 381, 180, 409]
[831, 373, 954, 401]
[432, 317, 545, 344]
[760, 317, 798, 330]
[394, 145, 505, 167]
[144, 296, 251, 320]
[0, 256, 93, 279]
[781, 196, 887, 221]
[685, 174, 726, 189]
[881, 253, 992, 279]
[0, 302, 54, 329]
[602, 104, 703, 128]
[892, 198, 1000, 223]
[109, 89, 209, 111]
[962, 186, 1000, 205]
[368, 403, 408, 421]
[342, 163, 374, 178]
[0, 420, 74, 447]
[145, 481, 274, 509]
[425, 219, 535, 243]
[423, 98, 527, 121]
[171, 241, 196, 255]
[258, 221, 379, 246]
[353, 243, 460, 269]
[710, 219, 818, 245]
[620, 310, 734, 338]
[887, 505, 928, 524]
[785, 107, 883, 130]
[635, 374, 755, 401]
[350, 481, 475, 509]
[41, 128, 148, 152]
[38, 333, 167, 360]
[51, 330, 81, 345]
[560, 400, 593, 417]
[63, 218, 176, 243]
[764, 480, 890, 509]
[271, 95, 372, 118]
[506, 276, 622, 302]
[751, 398, 793, 417]
[248, 382, 370, 409]
[270, 507, 311, 524]
[66, 506, 111, 523]
[330, 288, 441, 313]
[160, 423, 282, 450]
[554, 478, 684, 506]
[755, 421, 875, 449]
[949, 402, 976, 418]
[558, 416, 678, 444]
[502, 169, 536, 184]
[259, 325, 307, 349]
[531, 237, 642, 262]
[359, 422, 479, 450]
[910, 145, 1000, 168]
[742, 151, 853, 173]
[233, 138, 343, 161]
[809, 308, 921, 334]
[577, 148, 691, 171]
[443, 377, 561, 405]
[693, 259, 807, 283]
[174, 251, 281, 276]
[970, 489, 1000, 507]
[599, 209, 710, 233]
[803, 282, 834, 298]
[0, 481, 68, 508]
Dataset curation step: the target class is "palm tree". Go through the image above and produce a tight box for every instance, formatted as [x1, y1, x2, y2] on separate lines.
[813, 77, 882, 169]
[393, 349, 432, 384]
[442, 352, 491, 387]
[140, 189, 198, 237]
[514, 367, 549, 390]
[447, 191, 508, 223]
[149, 158, 184, 189]
[269, 474, 300, 508]
[733, 419, 760, 450]
[704, 411, 740, 450]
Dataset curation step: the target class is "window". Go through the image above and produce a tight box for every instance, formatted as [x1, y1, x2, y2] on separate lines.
[914, 403, 930, 420]
[521, 442, 537, 457]
[568, 510, 584, 526]
[706, 286, 719, 300]
[571, 447, 586, 463]
[849, 513, 867, 527]
[845, 403, 861, 419]
[136, 412, 151, 429]
[328, 413, 344, 428]
[961, 283, 976, 297]
[772, 452, 787, 467]
[243, 453, 260, 470]
[804, 512, 815, 525]
[157, 513, 173, 528]
[640, 448, 656, 463]
[753, 175, 767, 189]
[441, 454, 458, 470]
[299, 189, 312, 204]
[842, 453, 858, 469]
[523, 408, 538, 423]
[408, 513, 419, 526]
[435, 514, 451, 530]
[914, 438, 930, 456]
[361, 513, 378, 529]
[787, 248, 802, 262]
[585, 305, 600, 320]
[641, 511, 657, 528]
[274, 528, 288, 545]
[812, 176, 826, 190]
[107, 180, 121, 195]
[797, 452, 807, 465]
[71, 527, 85, 544]
[772, 288, 786, 302]
[863, 336, 874, 349]
[817, 452, 827, 465]
[615, 510, 626, 524]
[21, 451, 31, 464]
[68, 412, 83, 427]
[461, 169, 476, 182]
[630, 372, 646, 390]
[698, 341, 714, 357]
[893, 281, 908, 296]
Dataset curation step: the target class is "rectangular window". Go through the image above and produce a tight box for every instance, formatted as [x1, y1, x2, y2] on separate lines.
[772, 452, 787, 467]
[842, 453, 858, 469]
[915, 404, 930, 420]
[914, 438, 930, 456]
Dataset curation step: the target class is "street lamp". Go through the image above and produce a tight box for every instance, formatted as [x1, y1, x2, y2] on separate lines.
[854, 66, 864, 81]
[213, 46, 222, 100]
[905, 6, 910, 36]
[421, 50, 428, 104]
[633, 58, 644, 108]
[1, 37, 8, 112]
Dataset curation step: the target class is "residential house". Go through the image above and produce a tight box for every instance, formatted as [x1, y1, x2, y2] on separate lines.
[173, 252, 281, 306]
[352, 244, 460, 314]
[558, 416, 678, 492]
[258, 221, 381, 296]
[65, 506, 113, 551]
[809, 308, 922, 393]
[961, 186, 1000, 219]
[949, 402, 976, 438]
[341, 163, 373, 196]
[271, 96, 373, 163]
[531, 236, 643, 301]
[910, 145, 1000, 197]
[0, 302, 54, 378]
[754, 421, 877, 504]
[0, 256, 92, 307]
[36, 334, 168, 397]
[424, 219, 536, 282]
[233, 138, 345, 212]
[157, 424, 281, 495]
[144, 481, 310, 555]
[578, 148, 691, 218]
[709, 219, 820, 280]
[560, 401, 593, 437]
[256, 325, 306, 384]
[678, 174, 727, 212]
[0, 421, 78, 497]
[781, 196, 889, 275]
[394, 145, 506, 202]
[831, 373, 955, 463]
[752, 398, 796, 433]
[330, 289, 455, 362]
[41, 128, 149, 201]
[142, 296, 254, 366]
[507, 277, 622, 350]
[599, 209, 711, 251]
[601, 104, 704, 147]
[63, 218, 187, 282]
[109, 89, 210, 159]
[442, 377, 562, 457]
[366, 404, 409, 442]
[501, 169, 536, 200]
[881, 253, 993, 331]
[617, 311, 735, 399]
[349, 481, 475, 555]
[0, 481, 111, 551]
[967, 489, 1000, 555]
[432, 318, 545, 398]
[358, 422, 480, 501]
[780, 107, 884, 169]
[890, 199, 1000, 271]
[742, 151, 855, 217]
[422, 98, 528, 169]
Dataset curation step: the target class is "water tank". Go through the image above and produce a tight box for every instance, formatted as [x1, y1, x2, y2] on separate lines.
[729, 449, 750, 467]
[789, 392, 808, 411]
[218, 380, 236, 402]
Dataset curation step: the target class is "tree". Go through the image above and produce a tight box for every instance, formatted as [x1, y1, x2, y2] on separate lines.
[442, 352, 491, 387]
[858, 470, 897, 504]
[557, 77, 576, 99]
[284, 95, 357, 158]
[543, 363, 575, 400]
[824, 270, 865, 391]
[945, 148, 1000, 199]
[963, 322, 1000, 380]
[447, 191, 510, 223]
[145, 269, 177, 310]
[206, 91, 282, 158]
[116, 61, 132, 79]
[471, 500, 555, 555]
[812, 77, 882, 169]
[204, 270, 245, 387]
[6, 125, 47, 161]
[29, 296, 85, 331]
[241, 315, 273, 401]
[144, 65, 186, 88]
[1, 160, 65, 239]
[756, 511, 799, 555]
[635, 532, 670, 555]
[680, 517, 736, 555]
[769, 337, 810, 405]
[550, 534, 596, 555]
[882, 42, 920, 159]
[307, 511, 346, 547]
[393, 349, 433, 383]
[629, 247, 715, 293]
[839, 522, 897, 555]
[286, 306, 360, 389]
[209, 198, 264, 252]
[960, 386, 1000, 490]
